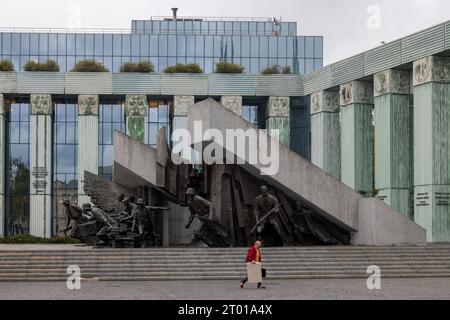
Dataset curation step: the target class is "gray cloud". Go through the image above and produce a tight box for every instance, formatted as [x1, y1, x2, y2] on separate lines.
[0, 0, 448, 65]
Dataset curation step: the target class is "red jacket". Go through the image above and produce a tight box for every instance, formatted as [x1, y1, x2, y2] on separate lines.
[246, 245, 262, 262]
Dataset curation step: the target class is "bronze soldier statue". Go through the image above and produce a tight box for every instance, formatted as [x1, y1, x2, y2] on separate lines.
[184, 188, 232, 247]
[60, 200, 88, 238]
[131, 198, 154, 244]
[253, 185, 283, 240]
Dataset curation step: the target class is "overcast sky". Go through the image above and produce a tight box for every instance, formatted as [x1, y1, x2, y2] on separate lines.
[1, 0, 449, 65]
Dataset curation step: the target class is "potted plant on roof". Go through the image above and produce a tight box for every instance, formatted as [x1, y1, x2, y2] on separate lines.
[70, 59, 109, 72]
[215, 61, 245, 74]
[0, 60, 14, 72]
[24, 59, 60, 72]
[163, 63, 203, 74]
[120, 61, 155, 73]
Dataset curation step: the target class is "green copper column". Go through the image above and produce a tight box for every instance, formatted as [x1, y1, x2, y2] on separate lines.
[220, 96, 242, 116]
[266, 96, 290, 146]
[310, 90, 340, 180]
[413, 56, 450, 242]
[340, 81, 374, 194]
[77, 95, 99, 206]
[125, 95, 147, 143]
[29, 94, 53, 238]
[374, 69, 413, 217]
[0, 94, 5, 236]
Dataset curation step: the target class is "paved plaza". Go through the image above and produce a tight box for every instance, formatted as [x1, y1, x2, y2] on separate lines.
[1, 278, 450, 300]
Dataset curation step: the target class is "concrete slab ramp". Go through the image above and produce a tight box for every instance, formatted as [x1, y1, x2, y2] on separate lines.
[187, 99, 426, 245]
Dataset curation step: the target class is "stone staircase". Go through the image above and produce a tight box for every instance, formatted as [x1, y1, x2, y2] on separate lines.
[1, 245, 450, 281]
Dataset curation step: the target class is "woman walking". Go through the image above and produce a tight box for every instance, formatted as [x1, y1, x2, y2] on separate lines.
[240, 241, 266, 289]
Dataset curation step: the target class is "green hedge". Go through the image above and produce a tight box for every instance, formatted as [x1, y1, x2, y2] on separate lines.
[163, 63, 203, 74]
[0, 60, 15, 71]
[71, 59, 109, 72]
[120, 61, 155, 73]
[215, 61, 245, 74]
[0, 234, 81, 244]
[24, 60, 60, 72]
[261, 65, 291, 75]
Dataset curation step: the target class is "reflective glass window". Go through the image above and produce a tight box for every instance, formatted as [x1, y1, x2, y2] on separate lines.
[94, 34, 103, 55]
[177, 35, 186, 56]
[159, 35, 168, 56]
[6, 102, 30, 236]
[20, 33, 30, 55]
[30, 34, 39, 55]
[75, 34, 84, 55]
[49, 34, 58, 55]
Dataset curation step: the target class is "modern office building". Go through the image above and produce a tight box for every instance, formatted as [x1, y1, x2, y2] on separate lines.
[0, 12, 450, 244]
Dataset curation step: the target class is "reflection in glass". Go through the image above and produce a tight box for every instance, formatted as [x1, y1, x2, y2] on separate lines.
[99, 103, 126, 180]
[53, 101, 78, 236]
[6, 103, 30, 236]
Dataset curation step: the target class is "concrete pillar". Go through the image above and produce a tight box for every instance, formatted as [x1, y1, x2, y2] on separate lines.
[310, 90, 340, 180]
[77, 95, 99, 206]
[170, 96, 195, 245]
[0, 94, 5, 236]
[125, 95, 147, 143]
[340, 81, 374, 194]
[173, 96, 194, 162]
[266, 96, 290, 146]
[29, 94, 52, 238]
[374, 69, 413, 217]
[220, 96, 242, 116]
[413, 56, 450, 242]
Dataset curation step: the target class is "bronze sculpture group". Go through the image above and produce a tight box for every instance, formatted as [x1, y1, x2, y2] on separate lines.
[61, 196, 168, 248]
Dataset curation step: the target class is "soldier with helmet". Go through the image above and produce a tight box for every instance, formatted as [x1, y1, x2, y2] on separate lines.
[185, 188, 232, 247]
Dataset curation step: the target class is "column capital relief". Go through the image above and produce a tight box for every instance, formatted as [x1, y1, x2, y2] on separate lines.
[125, 95, 148, 116]
[413, 56, 450, 86]
[266, 96, 290, 117]
[310, 90, 340, 115]
[374, 69, 411, 97]
[340, 81, 373, 106]
[31, 94, 52, 115]
[78, 95, 99, 116]
[174, 96, 195, 116]
[220, 96, 242, 115]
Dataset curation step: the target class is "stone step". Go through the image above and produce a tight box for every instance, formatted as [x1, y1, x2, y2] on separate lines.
[1, 259, 449, 268]
[2, 266, 450, 275]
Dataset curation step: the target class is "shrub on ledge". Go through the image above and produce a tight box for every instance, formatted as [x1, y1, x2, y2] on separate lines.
[24, 60, 60, 72]
[120, 61, 155, 73]
[0, 60, 14, 72]
[215, 61, 245, 74]
[261, 65, 292, 75]
[71, 59, 109, 72]
[163, 63, 203, 74]
[0, 234, 81, 244]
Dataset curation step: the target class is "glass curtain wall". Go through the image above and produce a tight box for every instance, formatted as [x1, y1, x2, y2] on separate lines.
[5, 100, 30, 235]
[98, 100, 126, 181]
[0, 32, 323, 74]
[52, 99, 78, 236]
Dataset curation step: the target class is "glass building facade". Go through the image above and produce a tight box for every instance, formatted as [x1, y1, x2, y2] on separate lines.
[0, 17, 322, 74]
